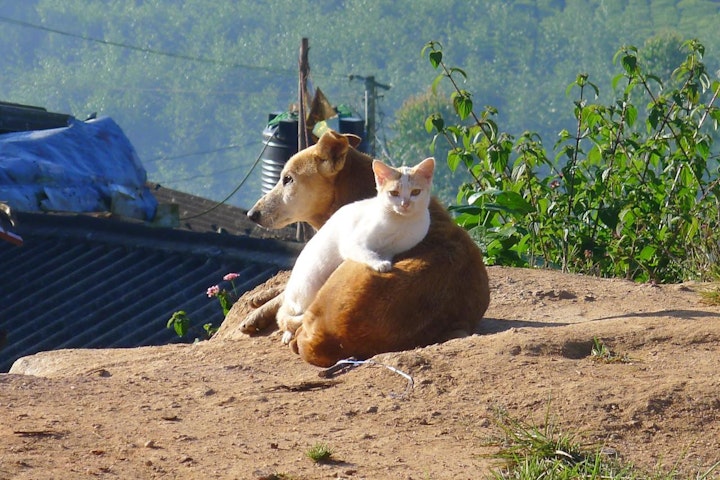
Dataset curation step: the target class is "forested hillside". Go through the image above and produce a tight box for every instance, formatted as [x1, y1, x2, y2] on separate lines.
[1, 0, 718, 208]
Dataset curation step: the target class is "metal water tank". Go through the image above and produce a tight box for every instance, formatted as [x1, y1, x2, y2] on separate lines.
[260, 113, 299, 194]
[338, 116, 369, 154]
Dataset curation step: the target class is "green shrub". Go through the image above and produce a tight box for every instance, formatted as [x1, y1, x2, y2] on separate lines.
[423, 39, 720, 283]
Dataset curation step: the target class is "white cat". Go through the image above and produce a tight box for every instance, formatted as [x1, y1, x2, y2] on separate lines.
[276, 157, 436, 344]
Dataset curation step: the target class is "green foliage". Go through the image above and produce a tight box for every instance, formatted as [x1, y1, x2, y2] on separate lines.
[390, 89, 465, 203]
[305, 442, 333, 463]
[590, 337, 630, 364]
[215, 290, 233, 317]
[167, 272, 241, 339]
[486, 407, 720, 479]
[424, 39, 720, 283]
[698, 282, 720, 306]
[203, 323, 219, 338]
[167, 311, 218, 341]
[487, 408, 635, 479]
[2, 1, 720, 210]
[639, 31, 686, 81]
[166, 310, 190, 337]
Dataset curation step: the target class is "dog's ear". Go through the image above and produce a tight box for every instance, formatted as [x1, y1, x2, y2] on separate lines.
[344, 134, 362, 148]
[315, 130, 348, 177]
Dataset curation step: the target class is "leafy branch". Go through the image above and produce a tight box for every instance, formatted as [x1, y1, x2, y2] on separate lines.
[422, 38, 720, 282]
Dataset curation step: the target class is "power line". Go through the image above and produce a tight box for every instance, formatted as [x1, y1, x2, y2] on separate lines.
[152, 163, 250, 185]
[106, 85, 243, 96]
[0, 13, 379, 118]
[144, 142, 256, 165]
[175, 128, 276, 220]
[0, 15, 353, 81]
[146, 140, 264, 183]
[0, 14, 390, 204]
[0, 15, 296, 76]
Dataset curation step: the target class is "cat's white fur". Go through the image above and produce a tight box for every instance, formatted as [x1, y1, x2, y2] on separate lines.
[277, 157, 435, 344]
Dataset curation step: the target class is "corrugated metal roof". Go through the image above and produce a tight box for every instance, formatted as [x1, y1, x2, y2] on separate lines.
[0, 205, 302, 372]
[0, 108, 302, 372]
[149, 182, 299, 241]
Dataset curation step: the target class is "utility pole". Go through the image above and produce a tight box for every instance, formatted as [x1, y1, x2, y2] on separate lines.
[351, 75, 391, 157]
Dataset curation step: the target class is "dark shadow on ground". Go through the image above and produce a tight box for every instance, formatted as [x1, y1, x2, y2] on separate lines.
[593, 309, 720, 321]
[476, 318, 570, 335]
[475, 309, 720, 335]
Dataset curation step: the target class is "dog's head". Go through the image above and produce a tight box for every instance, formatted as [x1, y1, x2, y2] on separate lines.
[247, 130, 362, 230]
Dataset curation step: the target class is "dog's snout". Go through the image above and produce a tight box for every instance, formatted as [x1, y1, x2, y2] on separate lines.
[247, 208, 260, 223]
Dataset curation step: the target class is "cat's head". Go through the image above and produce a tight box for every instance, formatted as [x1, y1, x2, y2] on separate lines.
[372, 157, 435, 215]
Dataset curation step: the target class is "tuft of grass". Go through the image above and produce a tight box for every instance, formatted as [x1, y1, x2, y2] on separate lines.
[305, 442, 333, 463]
[484, 407, 634, 479]
[698, 283, 720, 306]
[483, 407, 720, 479]
[698, 461, 720, 479]
[590, 337, 631, 364]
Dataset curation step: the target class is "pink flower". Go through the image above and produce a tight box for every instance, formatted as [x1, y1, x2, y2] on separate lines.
[223, 273, 239, 282]
[206, 285, 220, 297]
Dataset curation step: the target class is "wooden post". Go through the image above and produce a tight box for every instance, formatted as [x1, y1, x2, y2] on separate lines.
[298, 38, 310, 151]
[297, 38, 311, 241]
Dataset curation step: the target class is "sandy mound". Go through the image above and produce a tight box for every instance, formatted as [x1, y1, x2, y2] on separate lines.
[2, 266, 719, 479]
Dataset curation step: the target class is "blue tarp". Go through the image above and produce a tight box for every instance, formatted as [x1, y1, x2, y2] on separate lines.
[0, 116, 157, 220]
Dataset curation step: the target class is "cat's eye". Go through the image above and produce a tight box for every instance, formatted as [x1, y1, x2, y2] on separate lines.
[411, 189, 421, 196]
[282, 175, 293, 186]
[389, 190, 400, 197]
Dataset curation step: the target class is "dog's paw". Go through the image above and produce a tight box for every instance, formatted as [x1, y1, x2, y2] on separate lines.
[239, 312, 260, 333]
[248, 287, 281, 308]
[248, 294, 266, 309]
[240, 295, 283, 334]
[240, 307, 273, 334]
[281, 330, 294, 345]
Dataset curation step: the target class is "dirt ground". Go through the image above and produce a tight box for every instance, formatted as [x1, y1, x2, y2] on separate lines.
[2, 265, 720, 480]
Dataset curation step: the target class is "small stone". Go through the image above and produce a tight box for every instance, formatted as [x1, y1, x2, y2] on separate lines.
[557, 290, 577, 300]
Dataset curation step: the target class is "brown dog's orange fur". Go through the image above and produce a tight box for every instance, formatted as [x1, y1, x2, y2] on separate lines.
[246, 130, 490, 367]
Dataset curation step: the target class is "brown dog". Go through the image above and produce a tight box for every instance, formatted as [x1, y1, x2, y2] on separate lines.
[246, 130, 490, 367]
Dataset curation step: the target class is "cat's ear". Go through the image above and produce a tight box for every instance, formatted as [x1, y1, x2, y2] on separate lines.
[372, 160, 397, 187]
[414, 157, 435, 182]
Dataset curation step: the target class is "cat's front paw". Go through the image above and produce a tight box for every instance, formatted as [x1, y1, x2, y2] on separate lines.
[281, 330, 294, 345]
[371, 260, 393, 273]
